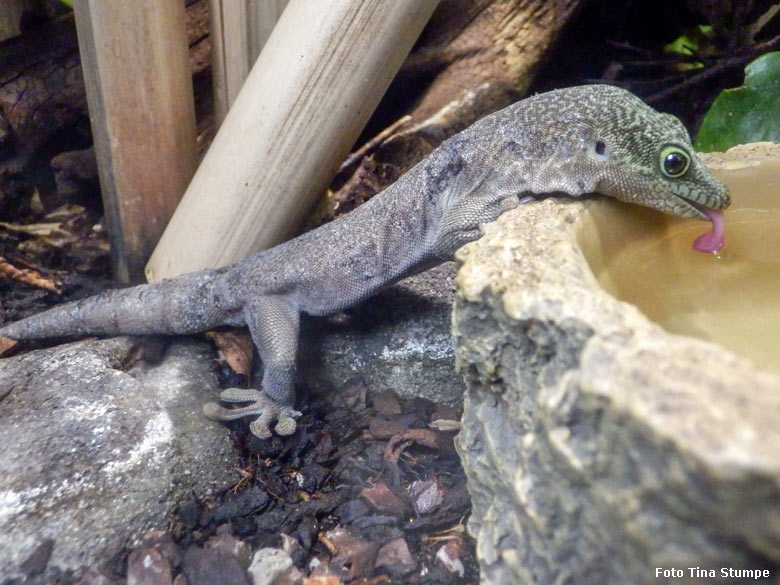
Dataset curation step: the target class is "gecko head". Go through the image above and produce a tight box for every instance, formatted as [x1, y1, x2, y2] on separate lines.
[561, 86, 732, 220]
[505, 85, 730, 222]
[591, 130, 730, 220]
[463, 85, 729, 251]
[532, 86, 731, 253]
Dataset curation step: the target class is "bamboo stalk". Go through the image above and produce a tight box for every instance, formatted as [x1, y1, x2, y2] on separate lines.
[73, 0, 197, 282]
[146, 0, 439, 281]
[246, 0, 289, 68]
[209, 0, 289, 124]
[208, 0, 250, 124]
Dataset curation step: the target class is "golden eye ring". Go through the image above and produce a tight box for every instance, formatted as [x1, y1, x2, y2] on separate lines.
[660, 145, 690, 178]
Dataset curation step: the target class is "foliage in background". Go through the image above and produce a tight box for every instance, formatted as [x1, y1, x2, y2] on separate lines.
[663, 25, 713, 70]
[695, 51, 780, 152]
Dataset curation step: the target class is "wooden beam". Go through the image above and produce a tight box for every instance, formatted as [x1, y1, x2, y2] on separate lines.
[73, 0, 197, 282]
[209, 0, 289, 124]
[146, 0, 439, 281]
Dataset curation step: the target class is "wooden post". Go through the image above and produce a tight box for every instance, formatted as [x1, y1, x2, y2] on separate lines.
[72, 0, 197, 282]
[146, 0, 439, 281]
[209, 0, 289, 124]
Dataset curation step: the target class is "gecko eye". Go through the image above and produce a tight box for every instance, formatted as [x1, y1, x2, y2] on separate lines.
[660, 145, 690, 178]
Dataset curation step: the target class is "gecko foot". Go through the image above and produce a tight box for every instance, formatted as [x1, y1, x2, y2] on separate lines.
[203, 388, 301, 439]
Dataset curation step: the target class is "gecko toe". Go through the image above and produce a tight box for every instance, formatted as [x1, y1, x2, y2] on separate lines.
[274, 409, 301, 436]
[202, 401, 258, 421]
[249, 417, 274, 439]
[218, 388, 264, 402]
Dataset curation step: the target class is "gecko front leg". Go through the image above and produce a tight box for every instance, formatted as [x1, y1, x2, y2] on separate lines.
[203, 296, 302, 438]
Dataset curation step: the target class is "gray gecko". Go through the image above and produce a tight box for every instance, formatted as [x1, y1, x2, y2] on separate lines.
[0, 85, 730, 438]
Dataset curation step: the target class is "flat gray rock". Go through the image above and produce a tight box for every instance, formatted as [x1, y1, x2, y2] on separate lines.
[0, 336, 238, 576]
[300, 262, 464, 406]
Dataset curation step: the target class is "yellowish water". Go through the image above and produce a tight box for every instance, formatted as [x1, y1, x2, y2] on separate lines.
[580, 159, 780, 375]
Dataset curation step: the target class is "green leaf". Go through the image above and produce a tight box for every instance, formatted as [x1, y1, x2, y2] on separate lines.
[695, 51, 780, 152]
[664, 25, 712, 57]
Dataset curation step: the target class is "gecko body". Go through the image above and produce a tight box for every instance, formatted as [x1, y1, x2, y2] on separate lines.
[0, 85, 730, 437]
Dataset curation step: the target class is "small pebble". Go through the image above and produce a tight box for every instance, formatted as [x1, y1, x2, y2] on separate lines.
[247, 548, 293, 585]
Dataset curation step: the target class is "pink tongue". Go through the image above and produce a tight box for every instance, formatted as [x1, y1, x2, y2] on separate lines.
[692, 208, 724, 253]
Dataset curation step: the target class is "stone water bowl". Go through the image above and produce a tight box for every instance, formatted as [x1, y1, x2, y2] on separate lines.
[453, 144, 780, 584]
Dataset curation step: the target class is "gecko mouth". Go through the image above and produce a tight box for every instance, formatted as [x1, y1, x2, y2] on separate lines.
[676, 196, 725, 254]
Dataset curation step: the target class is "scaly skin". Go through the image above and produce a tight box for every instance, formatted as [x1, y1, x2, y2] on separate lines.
[0, 85, 730, 438]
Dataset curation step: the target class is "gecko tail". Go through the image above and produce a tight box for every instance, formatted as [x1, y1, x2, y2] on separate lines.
[0, 269, 231, 341]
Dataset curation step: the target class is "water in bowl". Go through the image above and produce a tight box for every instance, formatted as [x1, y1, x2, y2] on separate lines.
[580, 159, 780, 375]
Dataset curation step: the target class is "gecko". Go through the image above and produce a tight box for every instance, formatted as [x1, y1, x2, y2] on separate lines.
[0, 85, 731, 438]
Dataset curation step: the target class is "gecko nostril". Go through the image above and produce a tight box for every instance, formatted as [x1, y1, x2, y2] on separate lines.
[595, 141, 606, 156]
